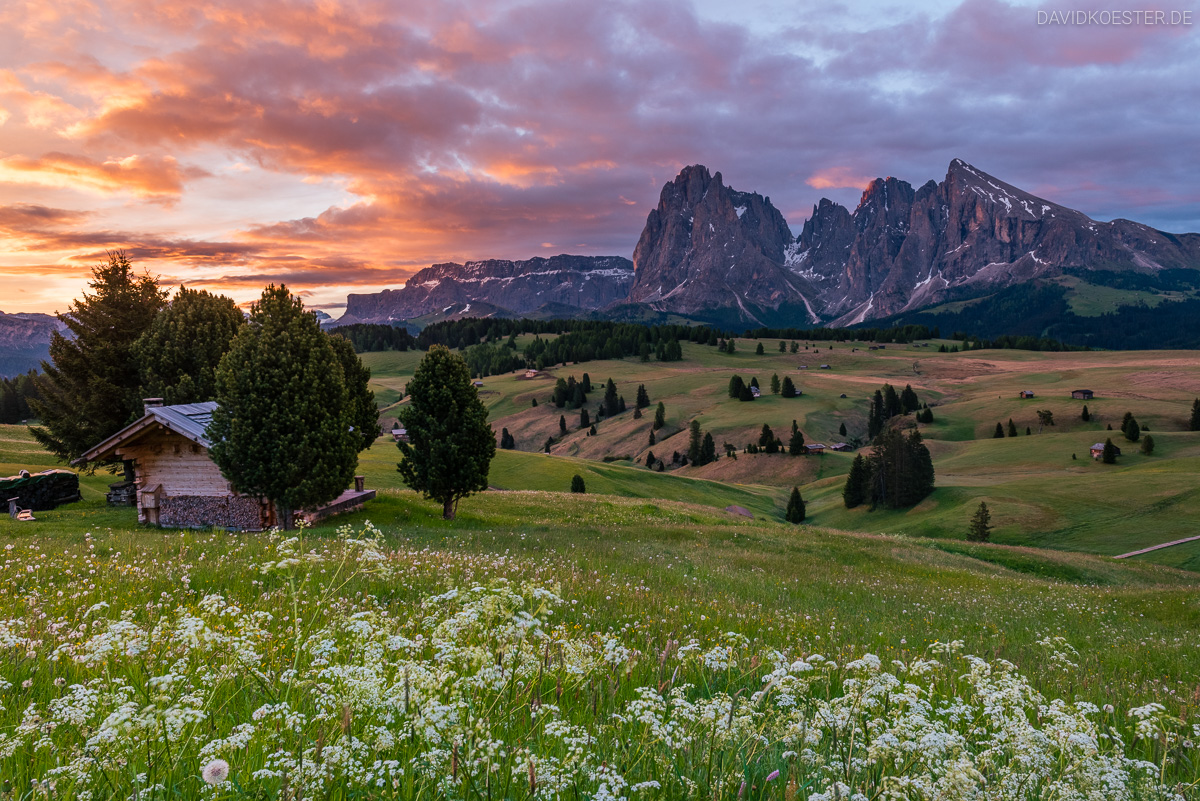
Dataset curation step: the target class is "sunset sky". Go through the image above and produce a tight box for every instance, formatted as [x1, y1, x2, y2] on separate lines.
[1, 0, 1197, 315]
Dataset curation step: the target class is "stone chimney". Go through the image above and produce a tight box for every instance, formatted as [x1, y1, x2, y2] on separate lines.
[143, 398, 164, 415]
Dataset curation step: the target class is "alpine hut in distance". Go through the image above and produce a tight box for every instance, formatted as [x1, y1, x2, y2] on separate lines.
[79, 399, 374, 530]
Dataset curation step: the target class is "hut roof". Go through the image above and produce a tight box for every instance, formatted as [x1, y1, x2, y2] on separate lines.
[80, 402, 217, 463]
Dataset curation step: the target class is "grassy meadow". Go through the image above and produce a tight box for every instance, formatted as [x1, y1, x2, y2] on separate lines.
[357, 338, 1200, 569]
[5, 338, 1200, 796]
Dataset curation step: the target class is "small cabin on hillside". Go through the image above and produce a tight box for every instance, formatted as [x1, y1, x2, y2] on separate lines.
[1071, 389, 1094, 400]
[1090, 442, 1120, 460]
[804, 443, 827, 454]
[1019, 390, 1035, 399]
[830, 442, 853, 452]
[80, 399, 374, 530]
[524, 369, 539, 379]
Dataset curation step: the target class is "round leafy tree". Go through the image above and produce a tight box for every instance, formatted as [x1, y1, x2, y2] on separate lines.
[208, 285, 360, 529]
[396, 345, 496, 519]
[133, 286, 244, 405]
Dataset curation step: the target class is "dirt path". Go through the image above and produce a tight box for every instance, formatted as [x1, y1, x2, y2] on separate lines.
[1114, 535, 1200, 559]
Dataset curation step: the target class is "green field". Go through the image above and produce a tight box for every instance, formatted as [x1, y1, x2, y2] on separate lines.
[8, 337, 1200, 796]
[353, 339, 1200, 570]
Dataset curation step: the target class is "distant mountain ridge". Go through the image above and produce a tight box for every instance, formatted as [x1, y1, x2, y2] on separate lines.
[339, 255, 634, 327]
[0, 311, 62, 377]
[336, 160, 1200, 329]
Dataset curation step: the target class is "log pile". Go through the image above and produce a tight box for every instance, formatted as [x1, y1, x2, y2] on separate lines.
[159, 494, 265, 531]
[106, 481, 137, 506]
[0, 470, 81, 511]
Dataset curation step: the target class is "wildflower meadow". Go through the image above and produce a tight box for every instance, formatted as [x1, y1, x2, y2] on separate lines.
[2, 495, 1198, 799]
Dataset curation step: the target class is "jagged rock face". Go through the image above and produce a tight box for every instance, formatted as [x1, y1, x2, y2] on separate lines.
[341, 255, 634, 325]
[802, 159, 1200, 324]
[628, 166, 816, 324]
[0, 311, 62, 377]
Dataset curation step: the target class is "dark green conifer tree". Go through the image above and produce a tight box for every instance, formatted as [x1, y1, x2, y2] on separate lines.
[1007, 419, 1018, 438]
[34, 251, 168, 465]
[636, 384, 650, 409]
[843, 454, 870, 508]
[994, 422, 1005, 438]
[839, 422, 848, 436]
[687, 420, 703, 464]
[1141, 434, 1155, 455]
[701, 432, 717, 465]
[1081, 404, 1090, 422]
[580, 408, 590, 429]
[653, 402, 666, 430]
[967, 501, 991, 542]
[770, 373, 781, 394]
[1190, 399, 1200, 431]
[900, 384, 920, 414]
[1102, 438, 1118, 464]
[785, 487, 806, 524]
[756, 342, 765, 355]
[728, 375, 745, 399]
[789, 427, 805, 455]
[571, 474, 586, 493]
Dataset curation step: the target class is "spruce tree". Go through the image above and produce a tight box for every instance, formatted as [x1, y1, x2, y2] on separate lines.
[1190, 399, 1200, 431]
[1081, 404, 1090, 422]
[1123, 415, 1141, 443]
[648, 430, 656, 446]
[770, 373, 781, 394]
[581, 373, 592, 393]
[839, 422, 848, 437]
[750, 377, 760, 390]
[580, 408, 590, 429]
[1102, 438, 1118, 464]
[133, 286, 244, 406]
[636, 384, 650, 409]
[843, 454, 869, 508]
[653, 402, 666, 430]
[900, 384, 920, 414]
[994, 422, 1005, 438]
[789, 427, 805, 455]
[646, 450, 656, 468]
[780, 376, 796, 398]
[602, 379, 618, 417]
[967, 501, 991, 542]
[701, 433, 717, 465]
[1007, 419, 1018, 438]
[500, 428, 514, 449]
[756, 342, 765, 355]
[33, 251, 168, 465]
[785, 487, 806, 524]
[867, 428, 935, 509]
[778, 341, 787, 353]
[1141, 434, 1155, 455]
[759, 423, 775, 449]
[883, 384, 901, 419]
[210, 285, 363, 528]
[687, 420, 703, 464]
[868, 390, 886, 440]
[728, 375, 745, 399]
[570, 474, 586, 493]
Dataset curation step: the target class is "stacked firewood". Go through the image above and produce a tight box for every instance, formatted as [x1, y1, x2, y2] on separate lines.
[0, 470, 81, 511]
[159, 495, 264, 530]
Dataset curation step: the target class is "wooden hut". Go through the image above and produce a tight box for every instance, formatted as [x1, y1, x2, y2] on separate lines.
[1071, 389, 1094, 400]
[79, 399, 373, 530]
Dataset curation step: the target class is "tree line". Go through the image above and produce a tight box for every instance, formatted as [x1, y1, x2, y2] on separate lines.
[30, 252, 378, 528]
[0, 371, 39, 424]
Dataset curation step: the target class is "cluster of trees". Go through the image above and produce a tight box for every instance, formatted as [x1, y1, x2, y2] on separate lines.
[1120, 411, 1142, 443]
[30, 252, 379, 529]
[460, 341, 527, 377]
[743, 421, 806, 455]
[328, 323, 416, 352]
[744, 324, 938, 344]
[727, 373, 801, 401]
[686, 420, 718, 466]
[843, 428, 935, 510]
[0, 371, 39, 424]
[866, 383, 923, 440]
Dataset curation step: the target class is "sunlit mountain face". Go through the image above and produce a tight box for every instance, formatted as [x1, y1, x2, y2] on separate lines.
[1, 0, 1197, 315]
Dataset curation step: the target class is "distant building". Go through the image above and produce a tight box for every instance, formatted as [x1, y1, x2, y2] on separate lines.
[391, 427, 408, 442]
[79, 399, 374, 530]
[830, 443, 853, 452]
[820, 364, 831, 369]
[804, 443, 827, 454]
[1019, 390, 1035, 399]
[799, 365, 808, 369]
[1091, 442, 1120, 460]
[524, 369, 539, 378]
[750, 386, 761, 398]
[473, 380, 484, 387]
[1071, 389, 1094, 400]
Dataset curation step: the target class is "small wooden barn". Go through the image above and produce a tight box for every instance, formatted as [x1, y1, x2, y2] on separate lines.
[1071, 389, 1094, 400]
[80, 399, 373, 530]
[1091, 442, 1121, 460]
[1019, 390, 1035, 399]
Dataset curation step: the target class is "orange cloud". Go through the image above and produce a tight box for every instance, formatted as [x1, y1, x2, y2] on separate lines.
[0, 152, 207, 199]
[806, 167, 875, 191]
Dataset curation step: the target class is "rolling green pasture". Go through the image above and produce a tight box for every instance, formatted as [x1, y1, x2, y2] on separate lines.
[360, 339, 1200, 568]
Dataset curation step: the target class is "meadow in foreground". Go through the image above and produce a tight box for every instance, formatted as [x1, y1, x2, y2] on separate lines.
[2, 492, 1199, 799]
